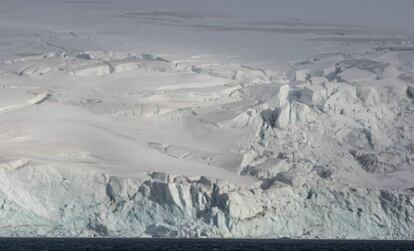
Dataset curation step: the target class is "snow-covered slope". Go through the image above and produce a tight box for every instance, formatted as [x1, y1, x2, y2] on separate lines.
[0, 0, 413, 238]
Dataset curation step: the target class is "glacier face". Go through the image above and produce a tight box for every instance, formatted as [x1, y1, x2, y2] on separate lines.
[0, 166, 413, 238]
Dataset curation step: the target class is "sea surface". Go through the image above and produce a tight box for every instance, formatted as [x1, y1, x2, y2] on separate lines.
[0, 238, 413, 251]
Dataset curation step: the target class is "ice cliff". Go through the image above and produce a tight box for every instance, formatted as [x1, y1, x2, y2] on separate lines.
[0, 165, 413, 238]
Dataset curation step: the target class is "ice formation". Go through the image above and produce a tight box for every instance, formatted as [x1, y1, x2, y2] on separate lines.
[0, 0, 413, 239]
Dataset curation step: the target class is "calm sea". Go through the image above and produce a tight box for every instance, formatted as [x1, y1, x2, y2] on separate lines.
[0, 238, 413, 251]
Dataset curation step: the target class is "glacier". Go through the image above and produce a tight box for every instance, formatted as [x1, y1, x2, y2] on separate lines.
[0, 166, 413, 238]
[0, 0, 413, 239]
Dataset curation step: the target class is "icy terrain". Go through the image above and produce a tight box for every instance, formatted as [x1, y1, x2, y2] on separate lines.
[0, 0, 414, 238]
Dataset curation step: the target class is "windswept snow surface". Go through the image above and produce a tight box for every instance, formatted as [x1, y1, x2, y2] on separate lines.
[0, 0, 414, 238]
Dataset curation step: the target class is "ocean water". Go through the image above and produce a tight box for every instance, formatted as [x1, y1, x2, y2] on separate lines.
[0, 238, 413, 251]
